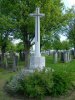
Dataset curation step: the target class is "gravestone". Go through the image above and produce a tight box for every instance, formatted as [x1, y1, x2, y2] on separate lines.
[60, 51, 64, 62]
[0, 54, 2, 67]
[64, 50, 68, 63]
[71, 49, 75, 59]
[30, 7, 45, 70]
[67, 50, 71, 62]
[60, 50, 71, 63]
[19, 51, 25, 61]
[69, 50, 72, 61]
[13, 53, 18, 71]
[5, 52, 18, 71]
[53, 50, 58, 63]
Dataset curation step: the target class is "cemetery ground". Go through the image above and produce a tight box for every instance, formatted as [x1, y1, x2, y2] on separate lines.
[0, 56, 75, 100]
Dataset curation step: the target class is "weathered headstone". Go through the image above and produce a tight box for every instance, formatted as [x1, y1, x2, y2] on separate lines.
[71, 49, 75, 59]
[64, 50, 68, 63]
[53, 50, 58, 63]
[0, 54, 2, 67]
[69, 50, 72, 61]
[19, 51, 25, 61]
[60, 51, 64, 62]
[5, 52, 18, 71]
[60, 50, 71, 63]
[67, 50, 71, 62]
[13, 53, 18, 71]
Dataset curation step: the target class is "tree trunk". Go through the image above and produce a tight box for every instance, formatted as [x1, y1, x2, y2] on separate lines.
[24, 49, 30, 68]
[74, 46, 75, 59]
[1, 49, 5, 68]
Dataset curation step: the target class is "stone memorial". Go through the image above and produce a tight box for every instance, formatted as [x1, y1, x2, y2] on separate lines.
[13, 53, 18, 71]
[67, 50, 71, 62]
[0, 54, 2, 67]
[5, 52, 18, 71]
[29, 7, 45, 70]
[60, 51, 64, 62]
[63, 50, 68, 63]
[60, 50, 71, 63]
[53, 50, 58, 63]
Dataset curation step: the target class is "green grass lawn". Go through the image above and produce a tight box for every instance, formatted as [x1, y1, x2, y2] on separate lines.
[0, 56, 75, 100]
[46, 55, 75, 82]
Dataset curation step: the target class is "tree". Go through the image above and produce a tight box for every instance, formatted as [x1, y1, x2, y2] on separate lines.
[68, 19, 75, 57]
[0, 0, 74, 67]
[61, 40, 70, 50]
[52, 34, 62, 50]
[66, 6, 75, 57]
[0, 15, 14, 67]
[6, 40, 16, 52]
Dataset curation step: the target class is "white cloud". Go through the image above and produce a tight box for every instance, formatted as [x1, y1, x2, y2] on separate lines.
[63, 0, 75, 8]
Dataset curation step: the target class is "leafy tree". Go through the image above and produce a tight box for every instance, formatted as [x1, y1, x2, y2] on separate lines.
[0, 15, 14, 66]
[0, 0, 74, 67]
[52, 34, 62, 50]
[68, 19, 75, 57]
[6, 40, 16, 52]
[61, 40, 70, 50]
[16, 42, 24, 52]
[66, 6, 75, 57]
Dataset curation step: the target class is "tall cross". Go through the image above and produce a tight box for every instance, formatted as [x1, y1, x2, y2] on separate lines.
[30, 7, 45, 57]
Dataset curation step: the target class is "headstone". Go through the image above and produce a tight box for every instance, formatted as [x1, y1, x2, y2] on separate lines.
[13, 53, 18, 71]
[19, 51, 25, 61]
[0, 54, 2, 67]
[60, 50, 71, 63]
[60, 51, 64, 62]
[67, 50, 71, 62]
[69, 50, 72, 61]
[5, 52, 18, 71]
[5, 53, 8, 68]
[71, 49, 75, 59]
[53, 50, 58, 63]
[64, 50, 68, 63]
[30, 7, 45, 70]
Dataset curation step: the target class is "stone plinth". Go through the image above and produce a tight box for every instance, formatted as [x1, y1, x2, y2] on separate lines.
[30, 55, 45, 70]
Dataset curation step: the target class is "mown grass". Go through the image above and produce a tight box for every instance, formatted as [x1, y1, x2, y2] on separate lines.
[46, 55, 75, 83]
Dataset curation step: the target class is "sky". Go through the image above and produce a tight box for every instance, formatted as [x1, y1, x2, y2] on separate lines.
[63, 0, 75, 8]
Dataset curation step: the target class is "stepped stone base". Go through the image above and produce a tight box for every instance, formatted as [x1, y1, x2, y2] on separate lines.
[30, 55, 45, 70]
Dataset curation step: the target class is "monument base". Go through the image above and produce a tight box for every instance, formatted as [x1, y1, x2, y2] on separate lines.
[30, 54, 45, 70]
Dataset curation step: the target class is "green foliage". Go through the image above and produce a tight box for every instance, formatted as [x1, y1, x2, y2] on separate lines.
[67, 6, 75, 47]
[18, 70, 53, 98]
[68, 20, 75, 47]
[61, 40, 70, 50]
[51, 71, 72, 96]
[5, 69, 73, 99]
[0, 15, 15, 55]
[16, 42, 24, 52]
[6, 40, 16, 52]
[52, 34, 62, 50]
[0, 0, 74, 49]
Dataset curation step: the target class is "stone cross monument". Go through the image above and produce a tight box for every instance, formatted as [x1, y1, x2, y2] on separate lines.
[30, 7, 45, 70]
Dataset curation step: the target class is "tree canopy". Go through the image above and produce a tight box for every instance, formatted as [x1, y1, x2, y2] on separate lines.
[0, 0, 74, 66]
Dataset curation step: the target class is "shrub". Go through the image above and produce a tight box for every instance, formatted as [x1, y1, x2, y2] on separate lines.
[5, 69, 31, 94]
[5, 68, 53, 98]
[18, 70, 53, 98]
[51, 71, 72, 96]
[5, 68, 73, 99]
